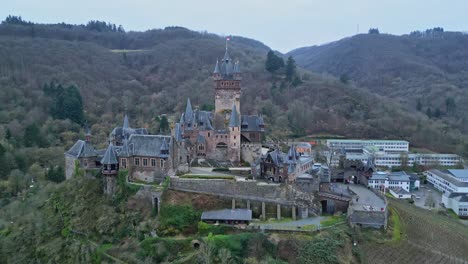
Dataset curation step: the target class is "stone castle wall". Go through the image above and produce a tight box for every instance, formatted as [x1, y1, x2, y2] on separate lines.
[170, 178, 320, 214]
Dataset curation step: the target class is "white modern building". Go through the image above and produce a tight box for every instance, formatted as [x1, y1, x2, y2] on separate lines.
[442, 193, 468, 218]
[326, 139, 463, 168]
[327, 139, 409, 152]
[367, 171, 411, 192]
[426, 169, 468, 194]
[389, 188, 412, 199]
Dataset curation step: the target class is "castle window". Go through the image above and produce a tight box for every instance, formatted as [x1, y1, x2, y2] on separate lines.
[143, 158, 148, 167]
[208, 132, 210, 137]
[84, 160, 88, 167]
[135, 158, 140, 166]
[121, 158, 127, 169]
[234, 136, 236, 139]
[151, 159, 156, 167]
[160, 159, 164, 168]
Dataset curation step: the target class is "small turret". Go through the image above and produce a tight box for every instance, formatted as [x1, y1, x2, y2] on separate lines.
[101, 142, 119, 195]
[185, 98, 193, 124]
[229, 103, 239, 127]
[123, 114, 130, 129]
[160, 138, 169, 156]
[85, 126, 92, 142]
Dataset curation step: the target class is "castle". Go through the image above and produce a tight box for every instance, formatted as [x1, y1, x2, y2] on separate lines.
[64, 44, 265, 192]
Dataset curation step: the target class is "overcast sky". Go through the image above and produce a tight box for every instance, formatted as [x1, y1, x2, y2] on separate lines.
[2, 0, 468, 52]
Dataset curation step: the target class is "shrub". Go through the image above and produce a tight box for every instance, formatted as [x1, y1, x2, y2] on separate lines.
[158, 205, 200, 235]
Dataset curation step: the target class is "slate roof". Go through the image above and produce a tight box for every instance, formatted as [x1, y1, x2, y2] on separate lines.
[240, 115, 264, 132]
[350, 211, 386, 226]
[447, 193, 468, 203]
[65, 140, 97, 158]
[218, 49, 239, 80]
[174, 123, 183, 142]
[229, 104, 239, 127]
[201, 209, 252, 221]
[391, 187, 410, 195]
[448, 169, 468, 180]
[194, 110, 214, 130]
[125, 134, 171, 158]
[101, 143, 118, 164]
[429, 169, 468, 187]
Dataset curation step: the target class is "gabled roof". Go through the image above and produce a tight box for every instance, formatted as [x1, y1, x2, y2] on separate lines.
[201, 209, 252, 221]
[65, 140, 97, 158]
[174, 123, 183, 142]
[101, 143, 118, 165]
[447, 193, 468, 203]
[240, 115, 264, 132]
[125, 134, 171, 158]
[229, 104, 239, 127]
[447, 169, 468, 179]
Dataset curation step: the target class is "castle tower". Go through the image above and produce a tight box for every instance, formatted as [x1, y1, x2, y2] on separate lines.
[213, 42, 241, 128]
[101, 143, 119, 195]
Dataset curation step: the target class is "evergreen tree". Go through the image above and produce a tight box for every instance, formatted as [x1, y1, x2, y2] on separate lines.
[47, 166, 65, 183]
[416, 98, 422, 111]
[426, 107, 432, 118]
[24, 123, 46, 147]
[265, 50, 284, 73]
[44, 83, 84, 124]
[368, 28, 380, 34]
[159, 115, 169, 133]
[434, 107, 442, 118]
[445, 97, 456, 115]
[285, 56, 297, 82]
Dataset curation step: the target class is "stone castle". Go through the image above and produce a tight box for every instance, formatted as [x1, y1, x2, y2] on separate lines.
[64, 45, 264, 193]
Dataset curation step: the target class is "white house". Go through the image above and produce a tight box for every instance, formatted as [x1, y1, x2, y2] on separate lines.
[426, 169, 468, 194]
[367, 171, 410, 192]
[389, 187, 412, 199]
[442, 193, 468, 218]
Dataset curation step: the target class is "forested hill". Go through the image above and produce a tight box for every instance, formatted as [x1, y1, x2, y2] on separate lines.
[288, 29, 468, 140]
[0, 17, 466, 188]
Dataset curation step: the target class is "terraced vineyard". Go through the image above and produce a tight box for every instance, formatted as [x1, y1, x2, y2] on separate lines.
[360, 198, 468, 264]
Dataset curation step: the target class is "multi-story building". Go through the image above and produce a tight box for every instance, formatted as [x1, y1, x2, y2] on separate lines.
[426, 169, 468, 194]
[327, 139, 462, 168]
[327, 139, 409, 153]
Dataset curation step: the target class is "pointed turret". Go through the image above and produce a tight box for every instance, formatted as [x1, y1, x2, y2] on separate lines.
[85, 125, 92, 142]
[123, 114, 129, 129]
[229, 103, 239, 127]
[288, 145, 297, 161]
[185, 98, 193, 123]
[160, 138, 170, 156]
[213, 59, 220, 74]
[101, 143, 118, 165]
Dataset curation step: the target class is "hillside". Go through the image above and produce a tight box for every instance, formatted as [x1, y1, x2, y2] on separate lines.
[288, 31, 468, 149]
[0, 19, 467, 196]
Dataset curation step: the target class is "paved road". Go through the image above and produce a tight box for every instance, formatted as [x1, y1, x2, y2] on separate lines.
[412, 184, 442, 209]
